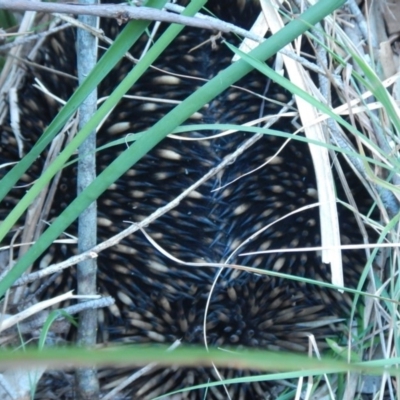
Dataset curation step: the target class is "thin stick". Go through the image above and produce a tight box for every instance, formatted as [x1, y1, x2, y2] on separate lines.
[75, 1, 100, 398]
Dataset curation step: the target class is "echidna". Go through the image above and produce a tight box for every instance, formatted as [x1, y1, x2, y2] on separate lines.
[1, 0, 372, 398]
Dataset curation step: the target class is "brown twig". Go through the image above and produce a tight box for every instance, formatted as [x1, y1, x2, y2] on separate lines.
[0, 23, 71, 53]
[0, 1, 263, 41]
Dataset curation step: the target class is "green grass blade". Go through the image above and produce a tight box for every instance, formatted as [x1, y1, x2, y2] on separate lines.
[0, 345, 396, 376]
[349, 50, 400, 138]
[91, 123, 386, 170]
[38, 310, 77, 350]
